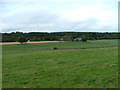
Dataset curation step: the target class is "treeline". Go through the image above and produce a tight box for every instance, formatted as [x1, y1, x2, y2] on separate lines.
[1, 32, 120, 42]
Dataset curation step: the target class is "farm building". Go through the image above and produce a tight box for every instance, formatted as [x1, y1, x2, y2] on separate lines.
[74, 38, 82, 41]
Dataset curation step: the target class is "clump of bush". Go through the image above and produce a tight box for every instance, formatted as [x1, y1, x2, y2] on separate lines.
[53, 47, 58, 50]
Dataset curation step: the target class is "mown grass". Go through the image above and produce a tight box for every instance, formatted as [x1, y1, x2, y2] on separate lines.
[2, 39, 118, 50]
[2, 46, 118, 88]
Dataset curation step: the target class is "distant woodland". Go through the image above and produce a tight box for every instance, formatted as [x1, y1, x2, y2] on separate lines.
[1, 32, 120, 42]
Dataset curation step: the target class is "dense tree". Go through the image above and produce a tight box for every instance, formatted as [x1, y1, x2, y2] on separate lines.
[17, 36, 28, 44]
[63, 35, 74, 41]
[1, 32, 120, 42]
[81, 37, 87, 42]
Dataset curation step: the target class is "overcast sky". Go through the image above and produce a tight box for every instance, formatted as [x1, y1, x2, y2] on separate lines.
[0, 0, 119, 33]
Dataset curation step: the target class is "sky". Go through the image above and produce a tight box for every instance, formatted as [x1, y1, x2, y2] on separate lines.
[0, 0, 119, 33]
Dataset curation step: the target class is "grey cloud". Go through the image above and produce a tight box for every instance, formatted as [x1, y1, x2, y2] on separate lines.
[2, 9, 61, 24]
[1, 16, 117, 32]
[1, 4, 117, 32]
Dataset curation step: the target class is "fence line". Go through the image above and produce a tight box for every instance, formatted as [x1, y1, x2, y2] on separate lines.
[3, 45, 119, 50]
[3, 45, 118, 50]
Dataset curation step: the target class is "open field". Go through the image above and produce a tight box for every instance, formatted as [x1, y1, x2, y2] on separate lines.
[2, 39, 118, 88]
[2, 39, 118, 50]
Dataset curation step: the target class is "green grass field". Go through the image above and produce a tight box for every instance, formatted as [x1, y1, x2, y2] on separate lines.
[2, 40, 118, 88]
[3, 39, 118, 50]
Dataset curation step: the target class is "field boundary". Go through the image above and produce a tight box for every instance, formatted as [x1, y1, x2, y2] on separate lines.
[3, 45, 118, 50]
[54, 45, 118, 50]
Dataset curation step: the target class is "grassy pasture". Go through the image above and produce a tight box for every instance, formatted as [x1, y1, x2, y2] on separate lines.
[2, 39, 118, 50]
[2, 40, 118, 88]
